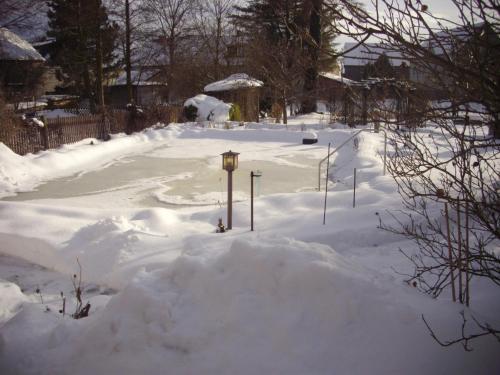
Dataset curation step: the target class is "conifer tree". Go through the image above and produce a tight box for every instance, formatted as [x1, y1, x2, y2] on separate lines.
[235, 0, 337, 117]
[47, 0, 119, 107]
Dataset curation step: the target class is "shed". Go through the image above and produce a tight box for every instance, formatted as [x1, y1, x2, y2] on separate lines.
[107, 69, 167, 107]
[204, 73, 263, 122]
[0, 27, 46, 100]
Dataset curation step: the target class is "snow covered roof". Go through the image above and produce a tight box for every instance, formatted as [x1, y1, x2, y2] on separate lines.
[109, 70, 165, 87]
[204, 74, 263, 92]
[342, 43, 407, 67]
[0, 28, 45, 61]
[319, 72, 355, 85]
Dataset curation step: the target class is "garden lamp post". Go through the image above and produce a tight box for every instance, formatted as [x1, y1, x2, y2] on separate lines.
[222, 150, 239, 230]
[250, 170, 262, 231]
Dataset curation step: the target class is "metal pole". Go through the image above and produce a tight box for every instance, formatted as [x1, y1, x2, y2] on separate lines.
[465, 201, 470, 306]
[251, 171, 254, 231]
[228, 170, 233, 230]
[457, 199, 463, 303]
[383, 132, 387, 176]
[323, 143, 331, 225]
[445, 202, 456, 302]
[353, 167, 357, 208]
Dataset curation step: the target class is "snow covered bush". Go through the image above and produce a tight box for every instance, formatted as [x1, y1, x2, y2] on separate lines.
[183, 94, 231, 122]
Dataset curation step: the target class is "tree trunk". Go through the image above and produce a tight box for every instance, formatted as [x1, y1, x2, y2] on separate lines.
[167, 34, 176, 103]
[125, 0, 133, 104]
[282, 91, 287, 125]
[301, 0, 322, 114]
[95, 0, 105, 109]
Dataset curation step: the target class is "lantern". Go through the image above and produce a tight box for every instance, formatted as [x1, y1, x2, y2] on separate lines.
[222, 150, 239, 172]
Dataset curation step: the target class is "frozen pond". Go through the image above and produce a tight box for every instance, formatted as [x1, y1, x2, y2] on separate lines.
[3, 144, 321, 208]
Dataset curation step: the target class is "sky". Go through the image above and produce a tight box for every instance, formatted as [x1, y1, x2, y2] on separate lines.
[335, 0, 463, 45]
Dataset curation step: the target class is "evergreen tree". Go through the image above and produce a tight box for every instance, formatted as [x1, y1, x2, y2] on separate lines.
[47, 0, 119, 106]
[235, 0, 337, 116]
[301, 0, 338, 113]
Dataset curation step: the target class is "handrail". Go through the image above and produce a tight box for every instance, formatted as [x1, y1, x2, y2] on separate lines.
[318, 128, 387, 191]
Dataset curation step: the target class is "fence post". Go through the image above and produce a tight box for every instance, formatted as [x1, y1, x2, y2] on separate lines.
[41, 116, 49, 150]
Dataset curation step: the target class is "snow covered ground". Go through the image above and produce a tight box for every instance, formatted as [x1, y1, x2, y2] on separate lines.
[0, 117, 499, 374]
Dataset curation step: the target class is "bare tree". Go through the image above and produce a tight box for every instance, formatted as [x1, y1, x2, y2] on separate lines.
[332, 0, 500, 348]
[0, 0, 46, 31]
[193, 0, 235, 81]
[142, 0, 195, 103]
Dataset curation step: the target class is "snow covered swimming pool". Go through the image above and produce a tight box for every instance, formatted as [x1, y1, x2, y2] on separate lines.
[3, 143, 321, 208]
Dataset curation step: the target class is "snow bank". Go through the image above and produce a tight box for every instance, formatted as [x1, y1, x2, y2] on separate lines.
[184, 94, 232, 122]
[0, 280, 29, 324]
[2, 236, 497, 374]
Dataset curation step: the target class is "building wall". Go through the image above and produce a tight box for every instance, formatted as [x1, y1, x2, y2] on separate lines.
[209, 88, 260, 122]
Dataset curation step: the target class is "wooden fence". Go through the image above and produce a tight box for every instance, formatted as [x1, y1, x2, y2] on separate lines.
[0, 106, 181, 155]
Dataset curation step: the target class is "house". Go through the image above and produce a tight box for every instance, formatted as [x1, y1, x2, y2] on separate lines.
[204, 73, 263, 122]
[341, 42, 410, 81]
[317, 72, 355, 113]
[107, 69, 168, 107]
[410, 22, 500, 100]
[0, 27, 46, 101]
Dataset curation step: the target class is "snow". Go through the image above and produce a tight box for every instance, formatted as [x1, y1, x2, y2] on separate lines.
[0, 116, 499, 374]
[320, 72, 355, 85]
[184, 94, 232, 122]
[0, 27, 45, 61]
[204, 73, 263, 92]
[14, 100, 48, 110]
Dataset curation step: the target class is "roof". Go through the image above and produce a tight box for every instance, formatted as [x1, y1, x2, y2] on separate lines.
[0, 27, 45, 61]
[342, 43, 407, 67]
[204, 73, 263, 92]
[319, 72, 355, 85]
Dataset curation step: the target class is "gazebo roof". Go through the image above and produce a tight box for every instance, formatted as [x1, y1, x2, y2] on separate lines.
[204, 73, 263, 92]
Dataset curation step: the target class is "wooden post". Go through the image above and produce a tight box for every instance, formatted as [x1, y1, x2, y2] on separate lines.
[323, 142, 331, 225]
[41, 116, 49, 150]
[445, 202, 456, 302]
[251, 171, 255, 231]
[227, 170, 233, 230]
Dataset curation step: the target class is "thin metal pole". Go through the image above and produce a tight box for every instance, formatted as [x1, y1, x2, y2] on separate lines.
[457, 198, 463, 303]
[353, 167, 357, 208]
[227, 170, 233, 230]
[383, 132, 387, 176]
[251, 171, 254, 231]
[465, 200, 470, 306]
[445, 202, 456, 302]
[323, 142, 331, 225]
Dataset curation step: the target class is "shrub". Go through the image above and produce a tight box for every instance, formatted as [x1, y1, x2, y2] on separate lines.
[270, 102, 283, 122]
[229, 103, 241, 121]
[183, 104, 198, 122]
